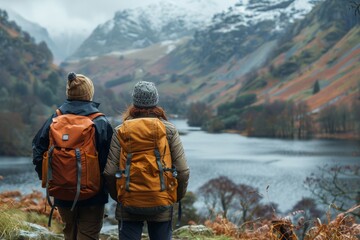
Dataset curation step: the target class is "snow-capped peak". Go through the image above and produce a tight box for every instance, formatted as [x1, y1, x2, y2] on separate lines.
[213, 0, 323, 33]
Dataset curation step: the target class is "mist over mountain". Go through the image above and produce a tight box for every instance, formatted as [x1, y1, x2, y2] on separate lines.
[5, 9, 64, 63]
[52, 31, 88, 62]
[4, 8, 90, 63]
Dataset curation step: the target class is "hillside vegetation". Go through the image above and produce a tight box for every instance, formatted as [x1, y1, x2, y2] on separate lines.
[0, 10, 64, 156]
[0, 9, 124, 156]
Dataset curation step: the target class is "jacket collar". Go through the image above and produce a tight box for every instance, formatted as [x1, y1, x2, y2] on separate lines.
[58, 100, 100, 116]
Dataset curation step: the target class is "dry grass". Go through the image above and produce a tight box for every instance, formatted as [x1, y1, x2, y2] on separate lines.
[0, 207, 30, 239]
[0, 190, 63, 238]
[1, 187, 359, 240]
[204, 205, 360, 240]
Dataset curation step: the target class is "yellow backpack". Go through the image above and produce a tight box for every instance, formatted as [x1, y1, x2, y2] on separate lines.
[115, 118, 178, 215]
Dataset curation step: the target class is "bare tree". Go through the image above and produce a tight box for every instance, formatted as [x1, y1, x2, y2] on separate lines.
[304, 165, 360, 218]
[232, 184, 263, 224]
[291, 198, 324, 240]
[198, 176, 238, 219]
[294, 102, 313, 139]
[351, 92, 360, 136]
[350, 0, 360, 15]
[318, 105, 338, 134]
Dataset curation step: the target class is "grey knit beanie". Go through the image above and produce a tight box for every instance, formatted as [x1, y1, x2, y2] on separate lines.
[132, 81, 159, 108]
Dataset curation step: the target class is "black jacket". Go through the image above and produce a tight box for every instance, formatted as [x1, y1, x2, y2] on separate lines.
[32, 100, 113, 207]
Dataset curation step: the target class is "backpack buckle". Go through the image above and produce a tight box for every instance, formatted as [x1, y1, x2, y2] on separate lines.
[62, 134, 69, 141]
[115, 171, 122, 179]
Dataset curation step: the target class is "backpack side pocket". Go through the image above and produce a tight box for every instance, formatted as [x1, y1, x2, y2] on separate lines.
[85, 152, 100, 193]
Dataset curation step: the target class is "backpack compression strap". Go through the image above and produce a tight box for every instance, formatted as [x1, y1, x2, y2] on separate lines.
[70, 148, 82, 211]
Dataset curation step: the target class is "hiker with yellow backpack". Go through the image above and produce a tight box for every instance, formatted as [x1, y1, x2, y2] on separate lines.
[32, 72, 113, 240]
[104, 81, 190, 240]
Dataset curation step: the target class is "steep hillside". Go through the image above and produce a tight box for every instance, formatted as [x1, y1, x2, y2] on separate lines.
[0, 9, 65, 155]
[239, 0, 360, 112]
[155, 0, 360, 110]
[195, 0, 360, 139]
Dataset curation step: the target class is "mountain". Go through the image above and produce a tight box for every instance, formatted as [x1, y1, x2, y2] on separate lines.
[63, 0, 359, 126]
[0, 9, 65, 155]
[167, 0, 324, 72]
[68, 0, 237, 60]
[5, 9, 65, 63]
[64, 0, 323, 98]
[241, 0, 360, 111]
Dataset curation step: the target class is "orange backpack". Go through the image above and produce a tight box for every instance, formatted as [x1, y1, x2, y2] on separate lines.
[116, 118, 178, 215]
[42, 109, 103, 211]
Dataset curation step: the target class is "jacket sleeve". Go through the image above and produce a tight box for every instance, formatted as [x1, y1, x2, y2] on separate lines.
[32, 114, 56, 180]
[164, 121, 190, 201]
[103, 125, 121, 201]
[94, 116, 113, 173]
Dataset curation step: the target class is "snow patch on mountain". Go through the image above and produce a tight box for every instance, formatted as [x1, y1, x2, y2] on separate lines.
[214, 0, 323, 33]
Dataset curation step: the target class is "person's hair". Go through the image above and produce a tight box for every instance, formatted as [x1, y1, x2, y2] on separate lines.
[122, 105, 168, 121]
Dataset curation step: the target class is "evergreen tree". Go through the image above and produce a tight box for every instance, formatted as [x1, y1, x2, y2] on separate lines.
[313, 80, 320, 94]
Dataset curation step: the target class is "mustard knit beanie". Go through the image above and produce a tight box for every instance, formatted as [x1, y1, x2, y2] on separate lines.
[66, 72, 94, 101]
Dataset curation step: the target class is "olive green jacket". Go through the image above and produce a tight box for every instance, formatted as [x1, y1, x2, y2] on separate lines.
[104, 118, 190, 221]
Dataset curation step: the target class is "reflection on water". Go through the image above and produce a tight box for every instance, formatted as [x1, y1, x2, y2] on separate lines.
[0, 120, 359, 213]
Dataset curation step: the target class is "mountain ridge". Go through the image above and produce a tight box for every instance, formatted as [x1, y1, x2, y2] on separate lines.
[68, 1, 238, 60]
[63, 0, 359, 117]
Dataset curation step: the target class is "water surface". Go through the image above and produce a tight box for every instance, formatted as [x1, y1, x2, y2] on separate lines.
[0, 120, 359, 214]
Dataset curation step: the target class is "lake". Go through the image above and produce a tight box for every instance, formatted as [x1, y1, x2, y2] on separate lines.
[0, 119, 359, 214]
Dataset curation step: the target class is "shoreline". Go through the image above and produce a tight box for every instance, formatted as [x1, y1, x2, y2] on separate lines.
[222, 129, 360, 141]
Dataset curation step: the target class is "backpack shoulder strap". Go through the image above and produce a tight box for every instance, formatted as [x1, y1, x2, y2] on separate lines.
[87, 112, 104, 121]
[55, 109, 62, 116]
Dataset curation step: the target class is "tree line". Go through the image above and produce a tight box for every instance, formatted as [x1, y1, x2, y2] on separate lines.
[186, 93, 360, 140]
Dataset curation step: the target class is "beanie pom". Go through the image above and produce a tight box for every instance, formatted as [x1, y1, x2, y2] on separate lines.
[68, 72, 77, 82]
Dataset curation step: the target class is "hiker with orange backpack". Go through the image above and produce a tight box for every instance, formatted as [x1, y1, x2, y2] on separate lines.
[32, 72, 113, 240]
[104, 81, 190, 240]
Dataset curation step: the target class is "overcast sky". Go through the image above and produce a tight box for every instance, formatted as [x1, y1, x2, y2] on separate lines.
[1, 0, 236, 37]
[1, 0, 166, 36]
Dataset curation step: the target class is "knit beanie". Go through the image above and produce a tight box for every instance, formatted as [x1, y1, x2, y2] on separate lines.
[66, 72, 94, 101]
[132, 81, 159, 108]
